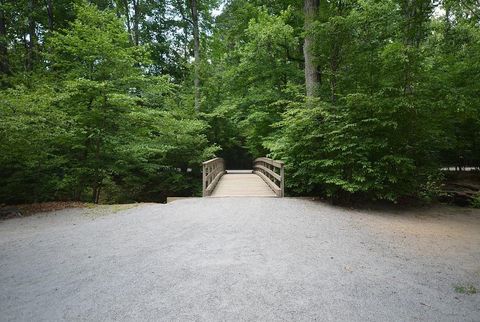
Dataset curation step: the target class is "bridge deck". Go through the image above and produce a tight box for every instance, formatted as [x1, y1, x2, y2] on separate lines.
[202, 157, 284, 197]
[210, 173, 276, 197]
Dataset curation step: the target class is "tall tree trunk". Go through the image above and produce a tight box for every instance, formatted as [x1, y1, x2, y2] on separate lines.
[329, 2, 346, 104]
[0, 1, 10, 76]
[400, 0, 431, 95]
[45, 0, 53, 31]
[330, 42, 339, 103]
[190, 0, 200, 112]
[303, 0, 319, 98]
[26, 0, 36, 71]
[122, 0, 133, 43]
[132, 0, 139, 46]
[92, 185, 101, 204]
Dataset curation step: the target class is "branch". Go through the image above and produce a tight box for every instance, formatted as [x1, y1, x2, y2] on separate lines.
[460, 0, 480, 21]
[175, 0, 193, 26]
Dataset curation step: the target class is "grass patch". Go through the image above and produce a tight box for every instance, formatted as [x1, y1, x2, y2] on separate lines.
[454, 284, 477, 295]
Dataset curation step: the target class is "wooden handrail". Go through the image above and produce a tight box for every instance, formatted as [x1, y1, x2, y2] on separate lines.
[202, 157, 225, 196]
[253, 157, 284, 197]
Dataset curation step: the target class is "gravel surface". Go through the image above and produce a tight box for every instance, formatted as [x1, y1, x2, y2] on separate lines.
[1, 198, 479, 321]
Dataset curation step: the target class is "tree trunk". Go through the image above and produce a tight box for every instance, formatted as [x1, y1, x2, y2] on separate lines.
[122, 0, 133, 44]
[400, 0, 431, 95]
[132, 0, 139, 46]
[190, 0, 200, 112]
[0, 1, 10, 76]
[26, 0, 36, 71]
[330, 42, 339, 103]
[45, 0, 53, 31]
[303, 0, 319, 98]
[92, 184, 101, 204]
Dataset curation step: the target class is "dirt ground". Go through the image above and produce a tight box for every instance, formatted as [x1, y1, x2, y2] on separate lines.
[0, 199, 479, 321]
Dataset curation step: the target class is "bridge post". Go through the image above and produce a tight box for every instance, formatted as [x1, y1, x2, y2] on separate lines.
[202, 165, 207, 197]
[280, 163, 284, 197]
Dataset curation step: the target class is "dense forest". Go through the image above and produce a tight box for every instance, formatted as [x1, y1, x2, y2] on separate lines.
[0, 0, 479, 204]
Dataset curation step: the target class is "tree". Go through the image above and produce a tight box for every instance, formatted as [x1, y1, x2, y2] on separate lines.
[303, 0, 319, 97]
[202, 4, 302, 164]
[266, 0, 445, 202]
[0, 0, 10, 78]
[0, 2, 217, 203]
[2, 0, 480, 205]
[190, 0, 201, 111]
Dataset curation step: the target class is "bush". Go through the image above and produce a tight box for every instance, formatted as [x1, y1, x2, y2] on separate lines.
[267, 94, 442, 203]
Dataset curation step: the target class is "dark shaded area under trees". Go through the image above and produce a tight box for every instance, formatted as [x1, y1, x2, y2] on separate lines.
[0, 0, 479, 204]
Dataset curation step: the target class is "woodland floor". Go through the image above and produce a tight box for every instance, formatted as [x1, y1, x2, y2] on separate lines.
[0, 198, 479, 321]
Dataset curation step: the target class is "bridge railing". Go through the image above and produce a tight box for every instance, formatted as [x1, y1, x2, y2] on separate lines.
[253, 157, 284, 197]
[202, 157, 225, 196]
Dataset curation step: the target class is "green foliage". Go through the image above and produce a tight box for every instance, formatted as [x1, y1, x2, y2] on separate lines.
[1, 0, 480, 205]
[0, 85, 68, 202]
[203, 5, 303, 166]
[0, 3, 216, 203]
[262, 0, 478, 202]
[454, 284, 477, 295]
[471, 195, 480, 209]
[267, 93, 441, 201]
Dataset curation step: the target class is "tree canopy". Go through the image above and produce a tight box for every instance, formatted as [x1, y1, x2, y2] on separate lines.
[0, 0, 479, 204]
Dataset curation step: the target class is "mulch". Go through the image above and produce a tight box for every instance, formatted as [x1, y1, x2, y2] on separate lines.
[0, 201, 89, 219]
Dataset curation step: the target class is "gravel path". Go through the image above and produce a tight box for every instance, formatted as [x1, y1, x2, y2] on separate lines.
[0, 198, 479, 321]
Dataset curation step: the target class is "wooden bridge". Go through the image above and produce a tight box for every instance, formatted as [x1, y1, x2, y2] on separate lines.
[202, 157, 284, 197]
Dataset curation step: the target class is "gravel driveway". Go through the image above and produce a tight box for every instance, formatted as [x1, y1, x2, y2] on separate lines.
[1, 198, 479, 321]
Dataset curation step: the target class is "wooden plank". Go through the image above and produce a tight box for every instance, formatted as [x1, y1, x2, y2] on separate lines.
[204, 171, 225, 196]
[202, 157, 224, 197]
[205, 167, 221, 182]
[254, 157, 284, 168]
[210, 174, 277, 197]
[253, 164, 281, 181]
[254, 171, 281, 196]
[203, 156, 284, 198]
[253, 157, 284, 197]
[203, 157, 222, 165]
[280, 164, 285, 197]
